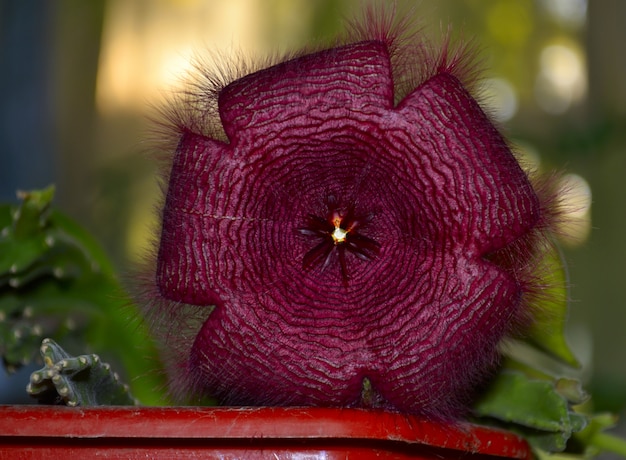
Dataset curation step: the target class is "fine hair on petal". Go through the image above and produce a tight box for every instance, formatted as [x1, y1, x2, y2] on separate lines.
[344, 2, 484, 105]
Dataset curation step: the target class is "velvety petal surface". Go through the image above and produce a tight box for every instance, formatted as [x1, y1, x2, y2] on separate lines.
[155, 39, 543, 416]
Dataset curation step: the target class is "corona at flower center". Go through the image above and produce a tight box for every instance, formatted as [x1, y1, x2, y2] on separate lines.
[332, 225, 348, 244]
[298, 200, 380, 283]
[331, 212, 349, 244]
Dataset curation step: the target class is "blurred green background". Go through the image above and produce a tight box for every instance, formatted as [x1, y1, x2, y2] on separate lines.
[1, 0, 624, 418]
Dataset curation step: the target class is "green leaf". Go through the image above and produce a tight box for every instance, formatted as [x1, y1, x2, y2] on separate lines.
[571, 413, 626, 458]
[472, 370, 587, 452]
[523, 247, 579, 368]
[27, 338, 137, 406]
[555, 378, 588, 405]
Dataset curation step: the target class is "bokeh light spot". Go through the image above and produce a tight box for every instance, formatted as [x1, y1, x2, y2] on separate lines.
[539, 0, 587, 28]
[535, 43, 587, 114]
[482, 78, 518, 122]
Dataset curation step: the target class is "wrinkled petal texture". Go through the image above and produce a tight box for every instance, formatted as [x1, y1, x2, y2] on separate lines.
[157, 41, 540, 416]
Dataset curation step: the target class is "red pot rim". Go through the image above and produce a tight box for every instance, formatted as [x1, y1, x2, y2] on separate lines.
[0, 405, 532, 459]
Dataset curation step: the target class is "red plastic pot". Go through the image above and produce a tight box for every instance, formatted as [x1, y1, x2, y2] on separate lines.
[0, 406, 532, 459]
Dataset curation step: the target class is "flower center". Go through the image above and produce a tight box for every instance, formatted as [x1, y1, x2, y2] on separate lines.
[298, 197, 380, 284]
[331, 212, 349, 244]
[332, 225, 348, 244]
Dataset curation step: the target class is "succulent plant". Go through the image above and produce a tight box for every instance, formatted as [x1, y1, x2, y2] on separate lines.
[27, 338, 137, 406]
[0, 186, 164, 404]
[473, 370, 588, 452]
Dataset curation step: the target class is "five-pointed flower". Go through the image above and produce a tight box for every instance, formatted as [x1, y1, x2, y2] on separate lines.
[148, 23, 558, 417]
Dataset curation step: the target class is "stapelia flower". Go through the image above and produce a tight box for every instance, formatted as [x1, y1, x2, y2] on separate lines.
[146, 17, 560, 418]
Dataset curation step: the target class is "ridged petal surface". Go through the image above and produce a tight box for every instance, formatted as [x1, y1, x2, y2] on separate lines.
[156, 40, 541, 416]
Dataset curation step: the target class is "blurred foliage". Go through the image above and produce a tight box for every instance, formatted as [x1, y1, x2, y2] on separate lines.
[0, 186, 166, 405]
[473, 370, 588, 452]
[474, 369, 626, 458]
[523, 247, 579, 368]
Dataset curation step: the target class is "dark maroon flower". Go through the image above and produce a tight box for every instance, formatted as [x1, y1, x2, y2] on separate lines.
[144, 17, 560, 418]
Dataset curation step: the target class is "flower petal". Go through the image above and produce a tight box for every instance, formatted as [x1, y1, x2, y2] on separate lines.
[395, 72, 540, 256]
[218, 41, 394, 143]
[156, 132, 233, 306]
